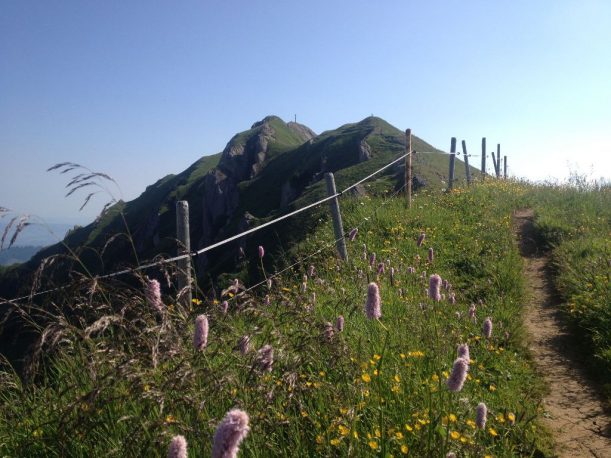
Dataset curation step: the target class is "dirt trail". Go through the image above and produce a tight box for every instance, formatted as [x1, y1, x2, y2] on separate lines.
[514, 209, 610, 457]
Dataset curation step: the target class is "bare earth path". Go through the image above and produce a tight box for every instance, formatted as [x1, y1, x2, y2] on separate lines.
[514, 209, 610, 457]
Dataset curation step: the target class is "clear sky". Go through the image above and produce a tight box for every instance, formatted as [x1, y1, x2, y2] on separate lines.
[1, 0, 610, 223]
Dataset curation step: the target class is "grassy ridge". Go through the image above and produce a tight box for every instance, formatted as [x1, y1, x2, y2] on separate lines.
[0, 181, 557, 457]
[526, 183, 611, 398]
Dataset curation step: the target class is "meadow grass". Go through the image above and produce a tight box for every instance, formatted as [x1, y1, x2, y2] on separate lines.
[523, 182, 611, 399]
[1, 180, 591, 457]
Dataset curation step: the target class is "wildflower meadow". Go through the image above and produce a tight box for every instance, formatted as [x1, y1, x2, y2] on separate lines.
[1, 178, 608, 456]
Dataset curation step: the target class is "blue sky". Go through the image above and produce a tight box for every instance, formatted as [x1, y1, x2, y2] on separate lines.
[1, 0, 610, 223]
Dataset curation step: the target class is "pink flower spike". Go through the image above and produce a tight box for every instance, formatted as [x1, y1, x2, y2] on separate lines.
[457, 343, 470, 363]
[365, 282, 382, 319]
[193, 314, 209, 351]
[377, 262, 385, 275]
[417, 232, 426, 247]
[428, 274, 442, 302]
[483, 317, 493, 339]
[369, 252, 376, 267]
[348, 227, 358, 241]
[211, 409, 250, 458]
[258, 245, 265, 258]
[146, 279, 164, 313]
[167, 435, 188, 458]
[428, 247, 434, 263]
[475, 402, 487, 429]
[336, 315, 344, 332]
[446, 357, 469, 392]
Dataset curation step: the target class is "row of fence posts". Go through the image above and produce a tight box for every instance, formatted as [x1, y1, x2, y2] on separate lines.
[173, 129, 508, 301]
[448, 136, 507, 190]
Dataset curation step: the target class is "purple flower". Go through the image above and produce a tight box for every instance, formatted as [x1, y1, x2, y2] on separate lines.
[377, 262, 385, 275]
[238, 335, 251, 355]
[336, 315, 344, 332]
[323, 322, 334, 341]
[193, 314, 209, 351]
[446, 357, 469, 392]
[468, 304, 476, 322]
[483, 317, 493, 339]
[211, 409, 250, 458]
[146, 279, 163, 313]
[417, 232, 426, 247]
[475, 402, 487, 429]
[167, 435, 188, 458]
[428, 274, 442, 301]
[365, 282, 382, 319]
[457, 343, 470, 363]
[369, 252, 376, 267]
[407, 266, 416, 274]
[258, 245, 265, 258]
[256, 345, 274, 372]
[428, 247, 434, 263]
[348, 227, 358, 241]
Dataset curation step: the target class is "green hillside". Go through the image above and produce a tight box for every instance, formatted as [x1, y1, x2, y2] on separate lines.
[0, 180, 559, 456]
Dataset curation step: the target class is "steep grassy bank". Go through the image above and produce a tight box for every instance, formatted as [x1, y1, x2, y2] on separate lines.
[1, 182, 554, 456]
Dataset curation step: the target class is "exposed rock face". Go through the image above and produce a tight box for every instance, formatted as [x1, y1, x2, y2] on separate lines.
[200, 168, 240, 250]
[358, 139, 372, 162]
[287, 122, 316, 141]
[218, 122, 275, 181]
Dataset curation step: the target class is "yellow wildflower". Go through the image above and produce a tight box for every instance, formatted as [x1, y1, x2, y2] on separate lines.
[488, 427, 498, 437]
[338, 425, 350, 436]
[362, 373, 371, 383]
[401, 444, 409, 454]
[330, 438, 341, 446]
[450, 431, 460, 440]
[368, 441, 378, 450]
[315, 435, 324, 444]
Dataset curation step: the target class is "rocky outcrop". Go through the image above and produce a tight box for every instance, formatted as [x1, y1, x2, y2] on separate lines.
[287, 122, 316, 141]
[218, 122, 275, 181]
[358, 139, 372, 162]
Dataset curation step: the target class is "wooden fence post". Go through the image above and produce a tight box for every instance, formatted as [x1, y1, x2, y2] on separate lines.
[405, 128, 412, 207]
[496, 144, 501, 177]
[504, 155, 508, 179]
[325, 173, 348, 261]
[462, 140, 472, 185]
[491, 152, 498, 178]
[448, 137, 456, 191]
[176, 200, 192, 308]
[481, 137, 486, 180]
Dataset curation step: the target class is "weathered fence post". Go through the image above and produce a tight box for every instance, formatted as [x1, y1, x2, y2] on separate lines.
[405, 128, 412, 207]
[481, 137, 486, 179]
[496, 144, 501, 177]
[504, 155, 508, 179]
[448, 137, 456, 191]
[176, 200, 192, 308]
[491, 152, 498, 178]
[462, 140, 472, 185]
[325, 173, 348, 261]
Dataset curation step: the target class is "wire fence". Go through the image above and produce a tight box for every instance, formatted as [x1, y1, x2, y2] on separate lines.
[1, 147, 494, 305]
